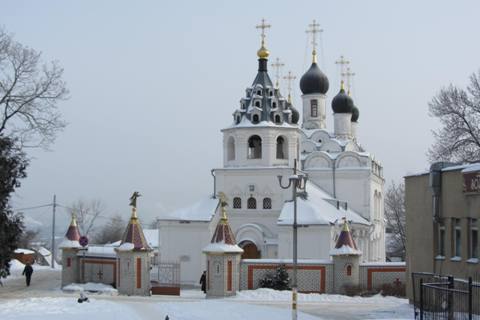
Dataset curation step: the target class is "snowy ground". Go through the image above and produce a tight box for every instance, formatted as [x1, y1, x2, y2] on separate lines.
[0, 260, 414, 320]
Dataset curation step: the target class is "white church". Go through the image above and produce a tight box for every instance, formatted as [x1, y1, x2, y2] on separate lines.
[158, 21, 385, 286]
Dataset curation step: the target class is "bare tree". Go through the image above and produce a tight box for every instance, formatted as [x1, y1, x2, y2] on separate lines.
[0, 27, 68, 149]
[69, 199, 105, 237]
[384, 182, 406, 260]
[428, 70, 480, 162]
[17, 229, 39, 248]
[93, 214, 125, 244]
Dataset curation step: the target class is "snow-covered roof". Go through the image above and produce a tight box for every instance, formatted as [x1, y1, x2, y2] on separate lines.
[36, 247, 51, 257]
[224, 117, 297, 130]
[461, 163, 480, 173]
[330, 245, 362, 256]
[159, 197, 219, 222]
[143, 229, 159, 248]
[59, 238, 83, 249]
[278, 181, 369, 226]
[77, 245, 116, 257]
[203, 242, 244, 253]
[14, 248, 35, 254]
[117, 242, 135, 252]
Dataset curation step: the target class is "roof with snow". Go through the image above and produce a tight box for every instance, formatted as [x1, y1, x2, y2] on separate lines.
[278, 181, 369, 226]
[330, 220, 362, 256]
[203, 200, 243, 254]
[119, 208, 151, 251]
[59, 214, 82, 249]
[159, 197, 219, 222]
[143, 229, 159, 248]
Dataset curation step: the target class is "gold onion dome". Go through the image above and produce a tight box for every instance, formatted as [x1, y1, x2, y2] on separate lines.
[257, 45, 270, 59]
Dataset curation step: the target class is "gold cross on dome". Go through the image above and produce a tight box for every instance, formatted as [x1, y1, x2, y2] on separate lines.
[283, 71, 296, 103]
[271, 57, 285, 89]
[306, 19, 323, 61]
[256, 18, 271, 46]
[335, 55, 350, 82]
[341, 67, 356, 95]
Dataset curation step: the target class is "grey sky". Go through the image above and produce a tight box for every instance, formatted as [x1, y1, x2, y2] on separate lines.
[3, 0, 479, 229]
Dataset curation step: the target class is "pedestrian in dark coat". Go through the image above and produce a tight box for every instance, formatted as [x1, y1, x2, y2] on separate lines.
[199, 270, 207, 293]
[22, 263, 33, 287]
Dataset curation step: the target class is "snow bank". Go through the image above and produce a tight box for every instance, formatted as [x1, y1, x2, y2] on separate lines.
[233, 288, 408, 304]
[63, 282, 118, 295]
[0, 298, 140, 320]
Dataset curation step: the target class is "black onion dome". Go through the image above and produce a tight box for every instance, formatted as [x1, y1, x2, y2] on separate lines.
[290, 105, 300, 124]
[332, 87, 354, 113]
[300, 62, 329, 95]
[351, 105, 359, 122]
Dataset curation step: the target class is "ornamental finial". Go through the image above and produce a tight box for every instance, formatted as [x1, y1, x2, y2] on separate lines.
[129, 191, 141, 219]
[255, 18, 271, 59]
[217, 192, 228, 222]
[341, 67, 355, 96]
[271, 57, 285, 89]
[306, 20, 323, 64]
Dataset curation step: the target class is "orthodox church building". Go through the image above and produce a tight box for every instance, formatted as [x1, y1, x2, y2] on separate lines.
[159, 22, 385, 286]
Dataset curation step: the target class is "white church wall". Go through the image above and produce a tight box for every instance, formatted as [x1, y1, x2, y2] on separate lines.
[158, 221, 213, 285]
[277, 225, 333, 260]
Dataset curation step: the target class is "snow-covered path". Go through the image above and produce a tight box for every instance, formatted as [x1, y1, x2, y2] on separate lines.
[0, 267, 413, 319]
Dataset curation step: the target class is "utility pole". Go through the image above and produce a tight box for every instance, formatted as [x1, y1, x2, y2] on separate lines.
[51, 194, 56, 268]
[278, 160, 308, 320]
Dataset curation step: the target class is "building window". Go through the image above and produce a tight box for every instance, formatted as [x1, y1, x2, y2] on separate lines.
[247, 135, 262, 159]
[233, 197, 241, 209]
[346, 265, 352, 276]
[67, 257, 71, 267]
[257, 90, 262, 96]
[470, 218, 478, 259]
[255, 101, 261, 108]
[276, 136, 288, 159]
[252, 114, 260, 124]
[275, 114, 281, 123]
[247, 197, 257, 209]
[263, 197, 272, 209]
[311, 100, 318, 117]
[236, 116, 241, 124]
[438, 224, 446, 256]
[272, 102, 277, 109]
[453, 218, 462, 258]
[227, 136, 235, 161]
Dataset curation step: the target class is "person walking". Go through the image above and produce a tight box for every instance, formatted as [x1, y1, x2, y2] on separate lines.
[199, 270, 206, 293]
[22, 263, 33, 287]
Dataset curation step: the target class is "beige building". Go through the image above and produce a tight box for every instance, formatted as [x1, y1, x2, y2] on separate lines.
[405, 162, 480, 299]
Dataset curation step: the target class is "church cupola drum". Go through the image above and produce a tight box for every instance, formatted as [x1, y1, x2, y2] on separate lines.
[300, 20, 329, 130]
[222, 19, 300, 168]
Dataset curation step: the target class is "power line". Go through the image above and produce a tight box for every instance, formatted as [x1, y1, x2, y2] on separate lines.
[13, 204, 53, 211]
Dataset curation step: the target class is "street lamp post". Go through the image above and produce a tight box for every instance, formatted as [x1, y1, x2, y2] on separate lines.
[278, 159, 308, 320]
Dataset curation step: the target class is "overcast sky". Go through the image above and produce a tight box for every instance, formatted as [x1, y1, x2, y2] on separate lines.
[2, 0, 479, 229]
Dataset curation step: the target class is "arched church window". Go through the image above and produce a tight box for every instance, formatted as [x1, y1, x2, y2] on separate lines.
[233, 197, 241, 209]
[269, 91, 273, 97]
[255, 101, 261, 108]
[236, 116, 241, 124]
[276, 136, 288, 159]
[263, 197, 272, 209]
[248, 135, 262, 159]
[257, 90, 262, 96]
[275, 114, 281, 124]
[247, 197, 257, 209]
[272, 102, 277, 109]
[346, 264, 352, 276]
[227, 137, 235, 161]
[311, 99, 318, 117]
[252, 114, 259, 124]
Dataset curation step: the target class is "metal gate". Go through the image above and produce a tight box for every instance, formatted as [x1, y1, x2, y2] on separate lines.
[150, 261, 180, 295]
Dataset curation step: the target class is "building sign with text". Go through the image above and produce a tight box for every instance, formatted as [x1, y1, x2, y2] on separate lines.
[463, 170, 480, 193]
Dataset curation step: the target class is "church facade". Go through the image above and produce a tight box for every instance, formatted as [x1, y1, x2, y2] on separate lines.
[158, 23, 385, 286]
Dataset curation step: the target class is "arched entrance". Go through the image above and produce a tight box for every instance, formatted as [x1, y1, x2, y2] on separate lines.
[239, 240, 261, 259]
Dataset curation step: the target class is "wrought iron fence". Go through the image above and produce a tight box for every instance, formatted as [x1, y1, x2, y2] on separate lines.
[412, 272, 480, 320]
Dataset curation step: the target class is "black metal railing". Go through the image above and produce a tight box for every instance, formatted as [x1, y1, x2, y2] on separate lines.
[412, 272, 480, 320]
